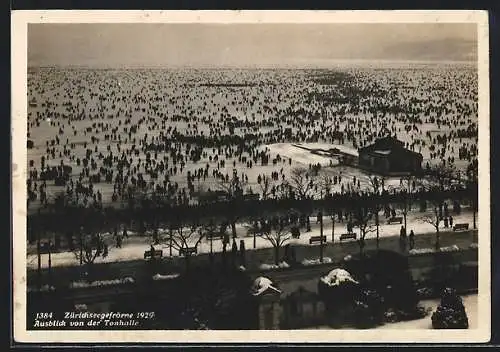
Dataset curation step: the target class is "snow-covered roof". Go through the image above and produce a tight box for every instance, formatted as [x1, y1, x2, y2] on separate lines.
[373, 149, 392, 155]
[251, 276, 281, 296]
[320, 268, 359, 287]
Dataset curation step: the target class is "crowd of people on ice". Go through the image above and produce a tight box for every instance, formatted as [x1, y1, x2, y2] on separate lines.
[26, 67, 478, 212]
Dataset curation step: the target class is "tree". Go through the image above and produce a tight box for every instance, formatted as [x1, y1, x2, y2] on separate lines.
[288, 167, 318, 200]
[244, 219, 261, 249]
[418, 164, 458, 249]
[169, 222, 205, 271]
[319, 173, 334, 199]
[72, 232, 109, 281]
[261, 217, 293, 265]
[352, 206, 376, 258]
[397, 175, 416, 231]
[466, 159, 478, 229]
[258, 174, 273, 200]
[431, 287, 469, 329]
[419, 202, 443, 250]
[218, 170, 246, 239]
[367, 176, 386, 249]
[201, 218, 218, 260]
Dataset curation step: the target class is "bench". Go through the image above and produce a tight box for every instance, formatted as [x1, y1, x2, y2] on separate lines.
[179, 247, 197, 256]
[39, 242, 55, 254]
[309, 236, 326, 245]
[339, 233, 357, 242]
[206, 233, 224, 240]
[144, 249, 163, 260]
[453, 223, 469, 231]
[387, 217, 403, 225]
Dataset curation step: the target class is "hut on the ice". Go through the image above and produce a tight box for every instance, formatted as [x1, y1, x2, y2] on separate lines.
[358, 137, 423, 176]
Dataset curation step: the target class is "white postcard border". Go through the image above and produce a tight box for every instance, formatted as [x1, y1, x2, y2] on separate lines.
[11, 10, 491, 344]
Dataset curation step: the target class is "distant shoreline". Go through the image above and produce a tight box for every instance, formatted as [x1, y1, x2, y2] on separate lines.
[27, 60, 477, 71]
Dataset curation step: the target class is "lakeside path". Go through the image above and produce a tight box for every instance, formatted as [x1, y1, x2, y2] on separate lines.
[27, 208, 477, 270]
[27, 226, 477, 288]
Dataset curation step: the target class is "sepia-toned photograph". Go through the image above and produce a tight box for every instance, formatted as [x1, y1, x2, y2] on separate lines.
[11, 10, 490, 344]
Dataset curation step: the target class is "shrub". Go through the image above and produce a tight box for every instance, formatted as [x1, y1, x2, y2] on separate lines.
[352, 289, 385, 328]
[431, 288, 469, 329]
[318, 268, 360, 315]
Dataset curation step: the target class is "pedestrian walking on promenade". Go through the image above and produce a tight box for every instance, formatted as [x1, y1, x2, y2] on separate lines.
[449, 216, 454, 228]
[399, 226, 407, 252]
[409, 230, 415, 250]
[400, 225, 406, 238]
[444, 217, 449, 228]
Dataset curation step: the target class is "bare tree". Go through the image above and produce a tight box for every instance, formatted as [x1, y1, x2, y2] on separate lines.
[289, 167, 318, 200]
[244, 219, 261, 249]
[367, 175, 386, 249]
[466, 159, 478, 229]
[395, 175, 417, 231]
[353, 206, 376, 258]
[217, 170, 247, 239]
[418, 163, 458, 249]
[72, 232, 109, 281]
[319, 173, 334, 199]
[261, 218, 293, 265]
[419, 205, 442, 250]
[169, 222, 205, 271]
[258, 174, 273, 200]
[201, 218, 219, 259]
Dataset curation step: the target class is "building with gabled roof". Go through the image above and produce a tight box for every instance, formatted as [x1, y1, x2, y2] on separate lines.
[358, 136, 423, 176]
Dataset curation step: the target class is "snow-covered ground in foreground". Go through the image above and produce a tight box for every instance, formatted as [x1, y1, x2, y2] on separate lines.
[375, 294, 478, 330]
[27, 209, 476, 269]
[307, 294, 477, 330]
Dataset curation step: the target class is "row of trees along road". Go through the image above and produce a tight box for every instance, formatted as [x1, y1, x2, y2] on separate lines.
[30, 159, 478, 281]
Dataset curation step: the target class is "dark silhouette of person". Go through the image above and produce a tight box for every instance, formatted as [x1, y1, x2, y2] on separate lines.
[409, 230, 415, 250]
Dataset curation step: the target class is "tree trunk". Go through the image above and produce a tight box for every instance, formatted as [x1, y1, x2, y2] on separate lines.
[210, 234, 213, 255]
[403, 210, 407, 233]
[331, 216, 335, 243]
[435, 224, 441, 250]
[185, 254, 191, 273]
[375, 212, 380, 250]
[274, 246, 280, 265]
[37, 231, 41, 289]
[79, 232, 83, 266]
[319, 214, 324, 263]
[85, 262, 93, 283]
[359, 234, 364, 258]
[169, 228, 173, 257]
[231, 221, 237, 239]
[473, 207, 477, 230]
